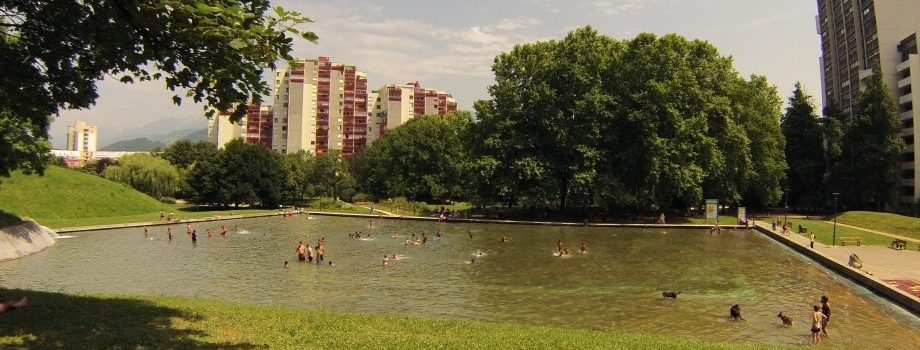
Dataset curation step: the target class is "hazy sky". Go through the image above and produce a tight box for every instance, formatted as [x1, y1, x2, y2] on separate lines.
[51, 0, 822, 148]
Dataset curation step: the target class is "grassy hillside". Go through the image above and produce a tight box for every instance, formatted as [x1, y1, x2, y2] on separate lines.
[836, 211, 920, 239]
[0, 167, 165, 225]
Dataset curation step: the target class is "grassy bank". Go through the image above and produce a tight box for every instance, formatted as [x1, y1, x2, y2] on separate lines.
[754, 211, 920, 247]
[0, 288, 791, 350]
[0, 167, 278, 229]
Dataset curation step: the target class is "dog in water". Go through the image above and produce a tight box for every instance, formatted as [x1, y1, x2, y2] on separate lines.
[777, 311, 794, 326]
[730, 304, 746, 321]
[662, 291, 681, 299]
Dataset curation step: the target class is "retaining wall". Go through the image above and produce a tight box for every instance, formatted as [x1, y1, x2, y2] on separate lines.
[0, 220, 59, 261]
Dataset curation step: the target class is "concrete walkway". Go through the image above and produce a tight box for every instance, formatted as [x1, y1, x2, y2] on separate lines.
[753, 221, 920, 314]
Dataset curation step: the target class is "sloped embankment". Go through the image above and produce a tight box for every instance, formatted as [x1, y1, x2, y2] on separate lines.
[0, 220, 59, 261]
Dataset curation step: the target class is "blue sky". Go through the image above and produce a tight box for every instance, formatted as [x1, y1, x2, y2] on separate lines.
[51, 0, 821, 148]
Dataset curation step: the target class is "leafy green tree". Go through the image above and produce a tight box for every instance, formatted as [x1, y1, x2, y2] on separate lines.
[0, 111, 52, 178]
[0, 0, 316, 179]
[781, 83, 825, 211]
[843, 64, 905, 210]
[220, 139, 286, 207]
[159, 140, 218, 199]
[282, 150, 314, 203]
[103, 153, 181, 199]
[822, 101, 845, 202]
[473, 28, 617, 210]
[734, 76, 787, 207]
[160, 140, 218, 170]
[355, 112, 473, 203]
[473, 27, 787, 213]
[186, 156, 230, 206]
[306, 150, 347, 200]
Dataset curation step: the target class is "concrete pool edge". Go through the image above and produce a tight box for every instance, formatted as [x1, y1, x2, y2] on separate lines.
[753, 223, 920, 316]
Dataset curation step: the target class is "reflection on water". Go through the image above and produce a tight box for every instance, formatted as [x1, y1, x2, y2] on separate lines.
[2, 216, 920, 348]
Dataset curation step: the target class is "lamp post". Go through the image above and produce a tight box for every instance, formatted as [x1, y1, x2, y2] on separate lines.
[832, 192, 840, 246]
[784, 187, 789, 225]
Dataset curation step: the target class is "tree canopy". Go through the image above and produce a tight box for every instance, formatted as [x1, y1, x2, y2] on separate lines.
[353, 112, 473, 203]
[781, 83, 824, 211]
[0, 0, 316, 178]
[838, 65, 904, 210]
[472, 27, 786, 212]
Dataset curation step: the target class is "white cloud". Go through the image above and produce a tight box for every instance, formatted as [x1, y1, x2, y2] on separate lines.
[590, 0, 663, 16]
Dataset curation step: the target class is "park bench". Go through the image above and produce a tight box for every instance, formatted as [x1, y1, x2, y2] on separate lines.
[891, 239, 907, 250]
[840, 236, 862, 246]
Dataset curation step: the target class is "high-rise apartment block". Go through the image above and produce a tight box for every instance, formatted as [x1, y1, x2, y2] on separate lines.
[271, 57, 370, 157]
[816, 0, 920, 204]
[65, 120, 98, 152]
[366, 81, 458, 144]
[209, 56, 457, 158]
[209, 104, 273, 149]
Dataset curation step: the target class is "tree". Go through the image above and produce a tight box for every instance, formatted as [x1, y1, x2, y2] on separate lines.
[219, 138, 286, 207]
[473, 28, 786, 213]
[355, 112, 473, 203]
[103, 153, 181, 199]
[472, 28, 618, 210]
[306, 150, 347, 200]
[1, 0, 316, 178]
[186, 155, 230, 206]
[734, 76, 787, 208]
[282, 150, 314, 203]
[160, 140, 218, 170]
[781, 83, 825, 211]
[843, 64, 904, 210]
[822, 101, 845, 203]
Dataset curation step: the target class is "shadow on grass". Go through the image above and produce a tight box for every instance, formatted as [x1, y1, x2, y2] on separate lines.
[0, 210, 23, 228]
[0, 288, 264, 350]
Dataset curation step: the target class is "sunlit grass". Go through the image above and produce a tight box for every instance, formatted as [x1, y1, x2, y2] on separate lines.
[0, 288, 793, 350]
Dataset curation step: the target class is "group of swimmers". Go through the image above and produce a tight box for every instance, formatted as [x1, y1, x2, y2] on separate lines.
[554, 240, 588, 256]
[296, 238, 326, 264]
[146, 224, 234, 242]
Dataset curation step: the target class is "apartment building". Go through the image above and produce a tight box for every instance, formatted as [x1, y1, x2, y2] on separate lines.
[366, 81, 458, 145]
[816, 0, 920, 203]
[209, 57, 458, 158]
[65, 120, 98, 152]
[271, 57, 369, 157]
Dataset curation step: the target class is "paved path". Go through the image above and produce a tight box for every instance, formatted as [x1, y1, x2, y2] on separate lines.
[754, 221, 920, 311]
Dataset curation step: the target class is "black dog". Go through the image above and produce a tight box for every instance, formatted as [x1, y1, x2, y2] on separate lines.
[662, 291, 681, 299]
[730, 304, 746, 321]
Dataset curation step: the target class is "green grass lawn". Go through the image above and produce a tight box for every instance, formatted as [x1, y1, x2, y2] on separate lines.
[0, 288, 792, 350]
[0, 167, 280, 229]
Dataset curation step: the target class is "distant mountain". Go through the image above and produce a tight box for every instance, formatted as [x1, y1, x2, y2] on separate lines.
[100, 128, 209, 151]
[101, 116, 209, 146]
[100, 138, 165, 151]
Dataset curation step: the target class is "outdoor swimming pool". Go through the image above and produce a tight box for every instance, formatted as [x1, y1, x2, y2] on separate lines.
[2, 215, 919, 348]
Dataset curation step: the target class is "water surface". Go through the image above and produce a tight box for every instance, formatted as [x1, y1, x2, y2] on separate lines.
[2, 215, 919, 348]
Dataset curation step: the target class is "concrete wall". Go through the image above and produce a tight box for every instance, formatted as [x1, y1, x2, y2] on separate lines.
[0, 220, 59, 261]
[754, 225, 920, 315]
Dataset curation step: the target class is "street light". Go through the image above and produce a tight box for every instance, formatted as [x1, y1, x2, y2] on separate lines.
[832, 192, 840, 246]
[784, 187, 790, 225]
